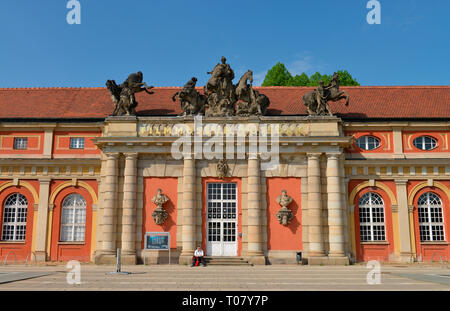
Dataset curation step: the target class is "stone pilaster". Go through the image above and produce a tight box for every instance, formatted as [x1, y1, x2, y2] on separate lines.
[121, 153, 138, 264]
[307, 153, 325, 258]
[395, 179, 413, 262]
[246, 156, 266, 265]
[179, 157, 196, 264]
[326, 154, 349, 264]
[34, 179, 51, 261]
[95, 153, 119, 264]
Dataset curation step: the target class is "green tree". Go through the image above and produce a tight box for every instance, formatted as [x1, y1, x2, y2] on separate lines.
[261, 63, 360, 86]
[335, 70, 360, 86]
[308, 72, 323, 86]
[261, 62, 293, 86]
[291, 72, 310, 86]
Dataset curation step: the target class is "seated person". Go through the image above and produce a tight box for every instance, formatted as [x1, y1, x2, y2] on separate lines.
[192, 246, 206, 267]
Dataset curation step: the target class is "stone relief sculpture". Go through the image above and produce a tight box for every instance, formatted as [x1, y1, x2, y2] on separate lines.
[275, 190, 294, 226]
[217, 159, 229, 179]
[302, 72, 349, 116]
[151, 189, 169, 225]
[106, 71, 154, 116]
[172, 77, 207, 116]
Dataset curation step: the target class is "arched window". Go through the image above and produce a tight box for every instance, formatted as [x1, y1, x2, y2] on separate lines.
[60, 194, 86, 242]
[359, 192, 386, 241]
[418, 192, 445, 241]
[2, 193, 28, 241]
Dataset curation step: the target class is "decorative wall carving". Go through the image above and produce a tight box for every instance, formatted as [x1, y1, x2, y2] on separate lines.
[151, 189, 169, 225]
[275, 190, 294, 226]
[217, 159, 229, 179]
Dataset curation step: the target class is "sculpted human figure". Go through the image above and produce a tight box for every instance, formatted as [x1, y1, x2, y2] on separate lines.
[315, 80, 332, 115]
[206, 56, 235, 97]
[172, 77, 206, 116]
[276, 190, 293, 208]
[152, 188, 169, 208]
[276, 190, 294, 226]
[302, 72, 349, 116]
[106, 71, 154, 116]
[151, 189, 169, 225]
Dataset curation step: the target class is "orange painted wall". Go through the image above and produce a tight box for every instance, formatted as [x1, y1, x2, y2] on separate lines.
[408, 180, 450, 261]
[403, 131, 450, 153]
[52, 131, 101, 155]
[0, 131, 44, 155]
[266, 177, 302, 251]
[201, 177, 242, 256]
[142, 178, 178, 249]
[349, 180, 396, 262]
[0, 180, 38, 261]
[344, 131, 394, 154]
[50, 185, 94, 262]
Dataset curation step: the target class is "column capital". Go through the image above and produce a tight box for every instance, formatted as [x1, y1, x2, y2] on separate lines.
[395, 179, 408, 186]
[391, 205, 399, 213]
[105, 153, 120, 159]
[123, 152, 138, 160]
[408, 205, 415, 213]
[326, 153, 341, 159]
[38, 178, 52, 184]
[307, 153, 322, 159]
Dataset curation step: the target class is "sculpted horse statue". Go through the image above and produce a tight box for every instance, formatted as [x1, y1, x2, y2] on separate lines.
[302, 72, 349, 116]
[172, 77, 207, 116]
[235, 70, 270, 116]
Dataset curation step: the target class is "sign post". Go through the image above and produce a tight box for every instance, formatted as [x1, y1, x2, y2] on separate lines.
[143, 232, 171, 265]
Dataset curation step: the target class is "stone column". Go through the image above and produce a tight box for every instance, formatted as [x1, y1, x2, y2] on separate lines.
[307, 153, 325, 258]
[326, 154, 347, 261]
[247, 156, 265, 264]
[121, 153, 138, 264]
[395, 179, 413, 262]
[34, 179, 51, 261]
[179, 157, 196, 264]
[96, 153, 119, 264]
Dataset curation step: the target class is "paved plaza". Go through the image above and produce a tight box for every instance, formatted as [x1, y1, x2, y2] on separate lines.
[0, 263, 448, 291]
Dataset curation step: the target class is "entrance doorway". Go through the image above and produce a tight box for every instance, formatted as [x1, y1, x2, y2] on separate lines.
[206, 183, 238, 256]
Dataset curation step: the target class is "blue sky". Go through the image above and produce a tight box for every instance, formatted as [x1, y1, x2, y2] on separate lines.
[0, 0, 449, 87]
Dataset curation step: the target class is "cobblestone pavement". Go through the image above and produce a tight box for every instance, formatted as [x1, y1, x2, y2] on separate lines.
[0, 263, 448, 291]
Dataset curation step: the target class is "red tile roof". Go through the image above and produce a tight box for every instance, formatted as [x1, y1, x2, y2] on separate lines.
[0, 86, 449, 119]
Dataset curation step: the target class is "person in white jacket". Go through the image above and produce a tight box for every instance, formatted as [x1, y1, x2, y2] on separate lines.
[192, 246, 206, 267]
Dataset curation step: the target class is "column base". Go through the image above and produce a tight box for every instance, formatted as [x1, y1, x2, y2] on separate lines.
[246, 254, 267, 265]
[399, 252, 414, 263]
[33, 251, 47, 262]
[308, 256, 349, 265]
[179, 252, 194, 265]
[121, 254, 137, 265]
[94, 251, 117, 265]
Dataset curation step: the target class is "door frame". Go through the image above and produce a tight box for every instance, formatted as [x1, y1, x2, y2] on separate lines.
[202, 177, 242, 256]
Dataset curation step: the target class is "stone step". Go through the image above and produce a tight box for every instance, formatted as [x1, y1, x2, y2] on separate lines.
[203, 256, 253, 266]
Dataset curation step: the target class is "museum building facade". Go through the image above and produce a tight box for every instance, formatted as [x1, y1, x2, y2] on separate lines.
[0, 84, 449, 265]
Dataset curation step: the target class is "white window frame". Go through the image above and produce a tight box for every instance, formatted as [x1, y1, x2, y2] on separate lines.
[60, 193, 87, 242]
[358, 192, 386, 242]
[2, 193, 28, 241]
[356, 135, 380, 151]
[13, 137, 28, 150]
[69, 137, 85, 149]
[418, 192, 445, 242]
[413, 136, 437, 151]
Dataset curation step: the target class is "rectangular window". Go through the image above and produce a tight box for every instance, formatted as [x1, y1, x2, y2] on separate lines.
[70, 137, 85, 149]
[13, 137, 28, 150]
